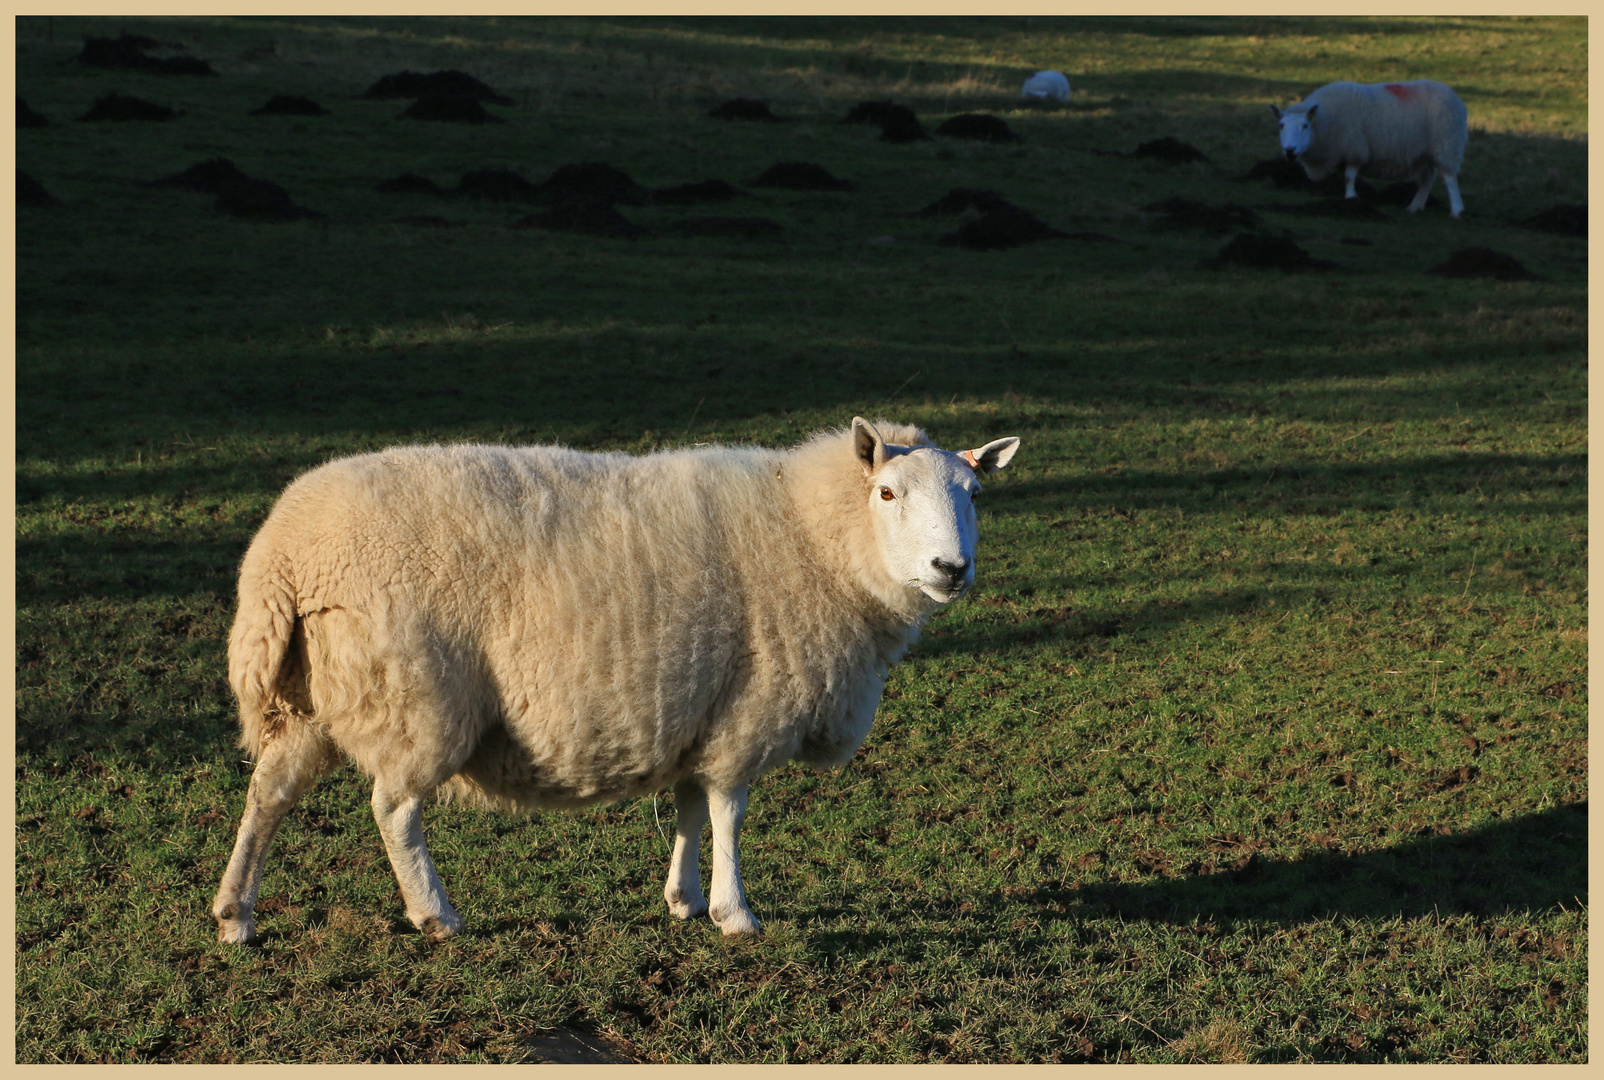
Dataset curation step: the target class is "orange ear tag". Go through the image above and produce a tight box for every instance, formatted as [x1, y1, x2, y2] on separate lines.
[961, 449, 979, 470]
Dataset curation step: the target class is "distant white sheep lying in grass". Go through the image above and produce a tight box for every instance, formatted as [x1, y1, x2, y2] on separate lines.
[1271, 79, 1468, 217]
[1021, 70, 1070, 102]
[212, 418, 1020, 942]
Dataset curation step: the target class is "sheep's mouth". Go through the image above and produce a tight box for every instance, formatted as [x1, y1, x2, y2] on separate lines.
[919, 580, 970, 603]
[1284, 148, 1301, 162]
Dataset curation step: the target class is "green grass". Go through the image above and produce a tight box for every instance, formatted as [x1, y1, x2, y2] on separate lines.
[15, 15, 1586, 1063]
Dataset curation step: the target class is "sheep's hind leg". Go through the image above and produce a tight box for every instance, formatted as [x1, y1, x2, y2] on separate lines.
[707, 782, 761, 936]
[212, 722, 334, 944]
[1343, 164, 1361, 199]
[371, 782, 463, 940]
[664, 779, 710, 920]
[1407, 166, 1438, 214]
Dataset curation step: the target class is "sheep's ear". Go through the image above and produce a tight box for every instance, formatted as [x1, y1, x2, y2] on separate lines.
[1269, 104, 1282, 120]
[851, 416, 887, 474]
[1306, 104, 1318, 121]
[960, 436, 1020, 475]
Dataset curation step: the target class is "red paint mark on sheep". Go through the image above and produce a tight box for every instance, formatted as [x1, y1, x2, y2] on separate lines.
[1384, 83, 1412, 100]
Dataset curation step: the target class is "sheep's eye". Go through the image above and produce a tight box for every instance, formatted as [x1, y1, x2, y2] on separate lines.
[970, 489, 980, 501]
[879, 486, 895, 501]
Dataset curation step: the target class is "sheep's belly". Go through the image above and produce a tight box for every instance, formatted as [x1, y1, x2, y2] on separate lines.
[450, 717, 690, 811]
[1358, 151, 1437, 182]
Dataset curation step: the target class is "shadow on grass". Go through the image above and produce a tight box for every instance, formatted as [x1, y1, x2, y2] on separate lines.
[798, 804, 1585, 968]
[1058, 801, 1587, 924]
[915, 583, 1317, 658]
[993, 451, 1586, 520]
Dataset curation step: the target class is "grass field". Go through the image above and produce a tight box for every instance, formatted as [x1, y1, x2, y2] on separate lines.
[14, 15, 1587, 1063]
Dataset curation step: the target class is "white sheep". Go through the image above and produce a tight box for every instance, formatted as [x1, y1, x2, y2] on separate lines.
[212, 418, 1020, 943]
[1021, 70, 1070, 102]
[1271, 80, 1467, 217]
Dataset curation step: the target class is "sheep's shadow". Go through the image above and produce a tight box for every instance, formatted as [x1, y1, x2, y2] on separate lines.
[802, 803, 1585, 968]
[1050, 801, 1587, 926]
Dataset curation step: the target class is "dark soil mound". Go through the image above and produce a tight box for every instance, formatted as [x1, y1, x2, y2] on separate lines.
[1143, 196, 1260, 232]
[1236, 157, 1307, 187]
[750, 162, 852, 191]
[914, 188, 1016, 217]
[650, 179, 742, 204]
[391, 215, 463, 228]
[1429, 247, 1541, 281]
[1340, 237, 1374, 247]
[149, 157, 252, 192]
[1522, 204, 1586, 237]
[1133, 136, 1208, 164]
[375, 173, 447, 195]
[1204, 233, 1336, 272]
[1235, 159, 1379, 198]
[79, 94, 179, 122]
[79, 33, 216, 75]
[1270, 197, 1387, 221]
[840, 101, 929, 142]
[250, 94, 329, 117]
[18, 99, 49, 128]
[145, 54, 215, 76]
[400, 93, 504, 124]
[214, 179, 325, 221]
[535, 162, 647, 206]
[672, 216, 783, 238]
[363, 70, 513, 105]
[453, 168, 540, 202]
[18, 170, 59, 207]
[938, 207, 1068, 250]
[880, 114, 931, 143]
[841, 100, 903, 125]
[512, 200, 644, 239]
[935, 113, 1021, 143]
[79, 33, 152, 67]
[708, 98, 782, 121]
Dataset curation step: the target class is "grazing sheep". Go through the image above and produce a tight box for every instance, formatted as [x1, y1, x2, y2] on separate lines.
[1021, 70, 1071, 102]
[212, 419, 1020, 943]
[1271, 80, 1467, 217]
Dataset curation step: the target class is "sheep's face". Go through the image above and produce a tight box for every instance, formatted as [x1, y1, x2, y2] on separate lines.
[852, 418, 1020, 604]
[1273, 103, 1318, 161]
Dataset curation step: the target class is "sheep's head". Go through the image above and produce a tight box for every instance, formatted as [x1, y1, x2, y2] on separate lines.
[852, 416, 1019, 605]
[1271, 103, 1318, 161]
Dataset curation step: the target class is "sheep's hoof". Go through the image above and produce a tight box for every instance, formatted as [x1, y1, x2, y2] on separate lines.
[216, 916, 258, 945]
[665, 889, 708, 921]
[416, 911, 464, 941]
[712, 907, 762, 936]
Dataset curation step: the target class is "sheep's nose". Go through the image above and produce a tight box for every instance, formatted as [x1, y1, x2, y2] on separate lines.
[931, 557, 970, 587]
[1284, 147, 1299, 161]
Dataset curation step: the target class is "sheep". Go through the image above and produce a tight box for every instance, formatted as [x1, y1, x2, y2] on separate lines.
[1271, 80, 1467, 218]
[211, 418, 1021, 943]
[1021, 70, 1070, 102]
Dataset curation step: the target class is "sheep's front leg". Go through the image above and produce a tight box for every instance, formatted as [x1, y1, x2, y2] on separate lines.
[371, 784, 462, 940]
[664, 779, 710, 920]
[1343, 164, 1361, 200]
[1442, 172, 1464, 218]
[707, 782, 761, 936]
[1407, 166, 1438, 214]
